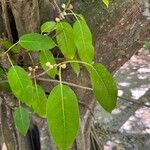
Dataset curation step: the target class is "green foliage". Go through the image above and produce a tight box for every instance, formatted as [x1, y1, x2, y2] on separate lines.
[102, 0, 109, 7]
[13, 107, 30, 136]
[0, 39, 20, 53]
[0, 82, 11, 92]
[73, 18, 94, 64]
[40, 50, 58, 78]
[41, 21, 56, 33]
[90, 64, 117, 112]
[47, 84, 79, 150]
[32, 85, 47, 117]
[19, 33, 56, 51]
[0, 67, 11, 91]
[56, 22, 76, 59]
[8, 65, 47, 117]
[8, 66, 34, 106]
[3, 2, 117, 149]
[69, 57, 80, 76]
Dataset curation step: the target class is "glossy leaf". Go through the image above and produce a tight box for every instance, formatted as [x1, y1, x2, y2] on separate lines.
[56, 22, 76, 59]
[73, 19, 94, 63]
[41, 21, 56, 33]
[8, 66, 33, 106]
[47, 84, 79, 150]
[90, 64, 117, 112]
[40, 50, 58, 78]
[32, 85, 47, 117]
[19, 33, 56, 51]
[13, 107, 30, 136]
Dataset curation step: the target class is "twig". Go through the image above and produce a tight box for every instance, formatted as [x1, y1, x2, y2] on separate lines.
[36, 77, 92, 91]
[0, 77, 149, 108]
[36, 77, 150, 108]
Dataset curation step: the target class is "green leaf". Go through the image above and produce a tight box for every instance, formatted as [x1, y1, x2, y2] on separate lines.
[90, 64, 117, 112]
[19, 33, 56, 51]
[47, 84, 79, 150]
[69, 57, 80, 76]
[0, 67, 11, 92]
[13, 107, 30, 136]
[0, 39, 20, 53]
[102, 0, 109, 7]
[73, 19, 94, 64]
[40, 50, 58, 78]
[56, 22, 76, 59]
[0, 82, 11, 92]
[8, 66, 33, 106]
[41, 21, 56, 33]
[32, 85, 47, 117]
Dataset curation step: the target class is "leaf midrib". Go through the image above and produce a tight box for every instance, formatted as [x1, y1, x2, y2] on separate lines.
[78, 20, 86, 54]
[59, 23, 69, 57]
[60, 84, 66, 146]
[12, 66, 24, 91]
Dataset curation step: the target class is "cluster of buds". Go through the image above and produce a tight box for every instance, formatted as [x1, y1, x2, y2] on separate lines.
[45, 62, 54, 69]
[61, 3, 73, 10]
[28, 65, 39, 76]
[55, 3, 73, 22]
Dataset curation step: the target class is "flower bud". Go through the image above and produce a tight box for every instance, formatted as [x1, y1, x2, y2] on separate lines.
[63, 11, 67, 16]
[61, 64, 66, 69]
[28, 66, 33, 71]
[35, 66, 39, 69]
[68, 4, 73, 9]
[46, 62, 51, 67]
[61, 3, 66, 9]
[60, 13, 65, 19]
[55, 17, 60, 22]
[46, 62, 54, 69]
[49, 65, 54, 69]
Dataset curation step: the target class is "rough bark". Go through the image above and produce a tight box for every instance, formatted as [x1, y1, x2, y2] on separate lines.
[9, 0, 40, 36]
[0, 0, 149, 150]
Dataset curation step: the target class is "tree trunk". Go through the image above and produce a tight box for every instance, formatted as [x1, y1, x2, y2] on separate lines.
[0, 0, 149, 149]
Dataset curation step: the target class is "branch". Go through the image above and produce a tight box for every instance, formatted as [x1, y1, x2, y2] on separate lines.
[37, 77, 92, 91]
[0, 77, 149, 108]
[36, 77, 150, 108]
